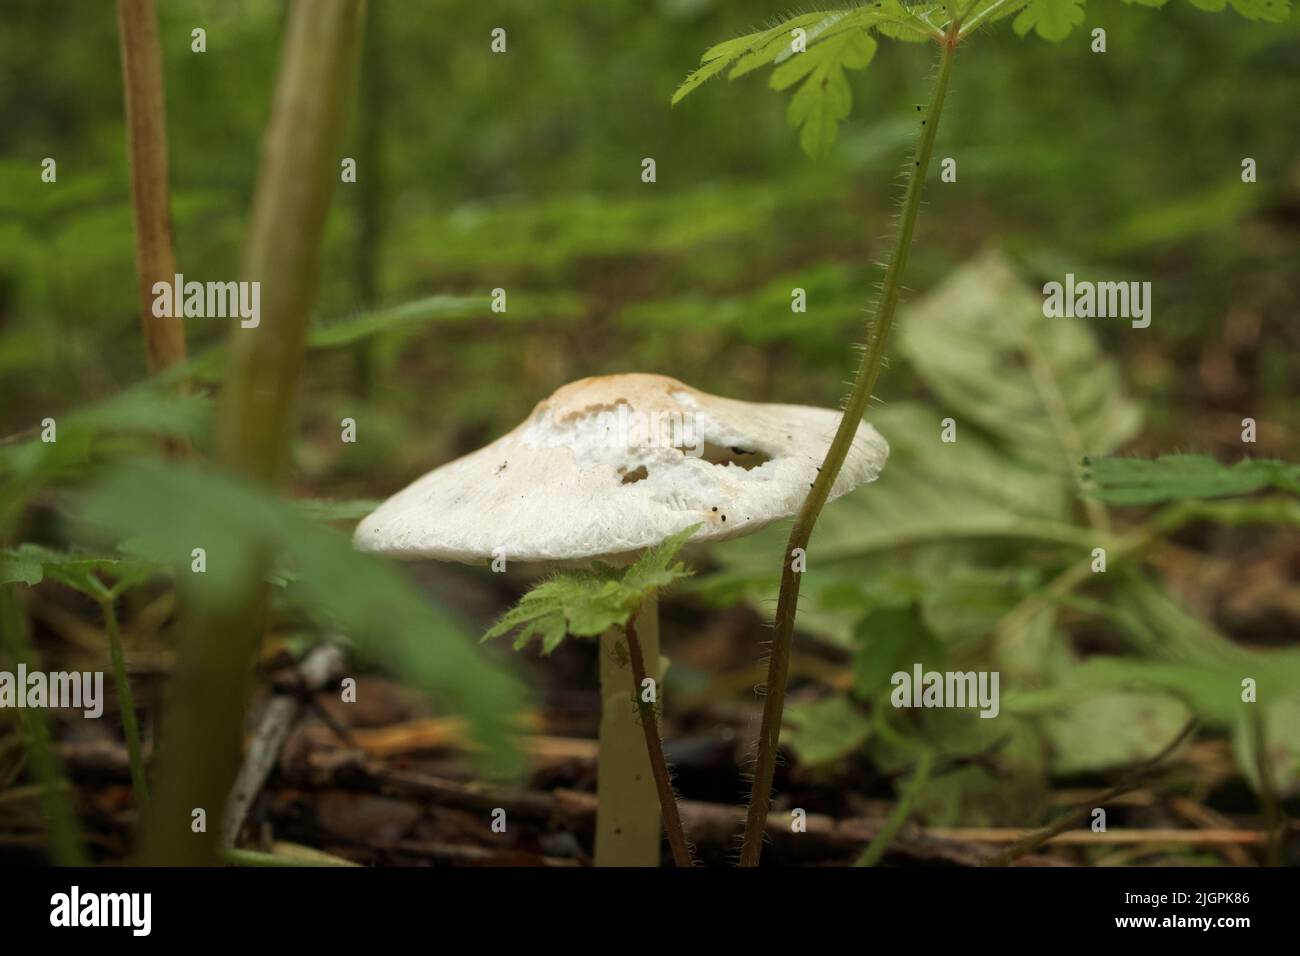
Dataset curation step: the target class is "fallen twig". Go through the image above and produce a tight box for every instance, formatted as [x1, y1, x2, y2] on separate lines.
[980, 718, 1198, 866]
[222, 642, 346, 847]
[936, 827, 1268, 846]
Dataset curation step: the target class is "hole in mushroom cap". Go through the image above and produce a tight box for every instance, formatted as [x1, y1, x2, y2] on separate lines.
[619, 464, 649, 485]
[697, 443, 772, 470]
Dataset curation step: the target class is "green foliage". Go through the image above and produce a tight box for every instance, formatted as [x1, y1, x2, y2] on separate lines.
[672, 7, 939, 158]
[1100, 573, 1249, 665]
[0, 543, 158, 597]
[1234, 695, 1300, 797]
[0, 386, 210, 489]
[71, 460, 528, 775]
[1043, 690, 1191, 773]
[851, 605, 946, 699]
[775, 30, 879, 158]
[710, 254, 1116, 646]
[1006, 0, 1291, 43]
[673, 0, 1290, 161]
[705, 250, 1300, 789]
[1085, 454, 1300, 505]
[1012, 0, 1086, 40]
[898, 251, 1143, 474]
[483, 525, 697, 654]
[1134, 0, 1291, 22]
[871, 709, 1048, 826]
[784, 696, 873, 766]
[305, 296, 488, 350]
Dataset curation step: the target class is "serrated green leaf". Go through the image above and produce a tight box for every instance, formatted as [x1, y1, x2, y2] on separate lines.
[0, 544, 160, 598]
[729, 13, 847, 80]
[484, 524, 698, 654]
[786, 31, 879, 158]
[672, 6, 931, 156]
[1084, 455, 1300, 506]
[872, 0, 949, 40]
[0, 551, 44, 586]
[959, 0, 1034, 33]
[670, 54, 734, 106]
[1012, 0, 1086, 40]
[672, 12, 841, 104]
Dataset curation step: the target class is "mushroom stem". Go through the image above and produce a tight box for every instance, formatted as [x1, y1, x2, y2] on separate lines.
[625, 607, 694, 867]
[595, 594, 662, 866]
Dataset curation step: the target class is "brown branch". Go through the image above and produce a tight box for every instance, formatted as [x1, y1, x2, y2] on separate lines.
[277, 748, 1026, 866]
[933, 827, 1268, 846]
[221, 642, 346, 848]
[624, 611, 695, 867]
[981, 718, 1198, 867]
[116, 0, 187, 374]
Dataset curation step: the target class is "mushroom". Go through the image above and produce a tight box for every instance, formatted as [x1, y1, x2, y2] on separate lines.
[354, 373, 888, 865]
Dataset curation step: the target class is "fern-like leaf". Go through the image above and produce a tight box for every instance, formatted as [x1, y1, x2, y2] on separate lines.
[483, 525, 699, 654]
[672, 5, 941, 158]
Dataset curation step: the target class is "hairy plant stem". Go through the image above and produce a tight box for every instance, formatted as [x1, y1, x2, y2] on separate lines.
[625, 610, 694, 867]
[100, 596, 149, 812]
[739, 33, 959, 867]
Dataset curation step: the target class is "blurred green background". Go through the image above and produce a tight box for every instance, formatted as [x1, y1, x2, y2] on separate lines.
[3, 0, 1296, 481]
[1, 0, 1298, 863]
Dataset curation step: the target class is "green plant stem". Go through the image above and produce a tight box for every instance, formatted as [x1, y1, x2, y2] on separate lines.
[855, 746, 934, 866]
[138, 0, 364, 865]
[739, 32, 960, 868]
[0, 587, 85, 864]
[624, 609, 694, 867]
[99, 596, 149, 812]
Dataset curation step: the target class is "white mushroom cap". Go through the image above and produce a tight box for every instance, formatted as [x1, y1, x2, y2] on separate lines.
[354, 373, 888, 564]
